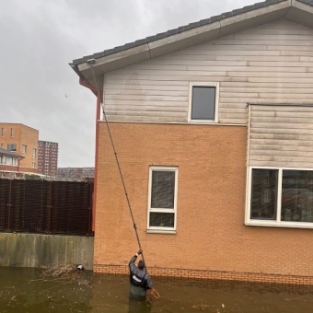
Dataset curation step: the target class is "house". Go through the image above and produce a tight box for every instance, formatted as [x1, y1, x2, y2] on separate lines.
[0, 123, 39, 173]
[0, 147, 24, 174]
[70, 0, 313, 285]
[57, 167, 94, 180]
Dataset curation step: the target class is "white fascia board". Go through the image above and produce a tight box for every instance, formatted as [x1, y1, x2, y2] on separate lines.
[219, 0, 292, 37]
[77, 43, 151, 73]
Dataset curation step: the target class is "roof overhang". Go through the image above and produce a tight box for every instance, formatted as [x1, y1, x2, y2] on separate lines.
[71, 0, 313, 91]
[0, 151, 24, 159]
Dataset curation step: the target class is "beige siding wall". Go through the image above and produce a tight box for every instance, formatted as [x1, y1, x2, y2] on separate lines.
[248, 104, 313, 168]
[103, 19, 313, 125]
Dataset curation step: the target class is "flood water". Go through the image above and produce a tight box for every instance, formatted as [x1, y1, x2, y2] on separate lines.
[1, 267, 313, 313]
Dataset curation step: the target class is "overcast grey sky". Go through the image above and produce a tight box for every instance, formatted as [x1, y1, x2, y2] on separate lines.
[1, 0, 257, 167]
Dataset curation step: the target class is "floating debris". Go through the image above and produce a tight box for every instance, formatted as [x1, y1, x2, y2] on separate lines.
[39, 264, 78, 280]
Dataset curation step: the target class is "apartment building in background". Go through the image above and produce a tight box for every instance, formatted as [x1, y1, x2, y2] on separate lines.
[0, 123, 38, 173]
[38, 141, 58, 176]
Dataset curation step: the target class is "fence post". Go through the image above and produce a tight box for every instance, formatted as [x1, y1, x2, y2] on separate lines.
[7, 179, 12, 231]
[46, 181, 52, 233]
[88, 182, 93, 235]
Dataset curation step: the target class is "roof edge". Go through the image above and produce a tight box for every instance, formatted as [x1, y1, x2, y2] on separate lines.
[70, 0, 313, 89]
[72, 0, 289, 67]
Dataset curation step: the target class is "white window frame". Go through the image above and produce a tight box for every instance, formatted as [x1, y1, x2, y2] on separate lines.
[147, 166, 178, 234]
[188, 82, 219, 123]
[10, 128, 14, 137]
[32, 148, 37, 158]
[22, 144, 27, 153]
[32, 162, 36, 169]
[245, 166, 313, 229]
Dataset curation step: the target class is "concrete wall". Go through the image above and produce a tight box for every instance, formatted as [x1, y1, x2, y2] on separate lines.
[0, 233, 94, 270]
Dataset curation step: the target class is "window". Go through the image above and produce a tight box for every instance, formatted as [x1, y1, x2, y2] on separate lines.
[189, 82, 219, 122]
[0, 143, 3, 148]
[22, 145, 27, 153]
[32, 162, 36, 168]
[147, 166, 178, 233]
[7, 144, 16, 152]
[246, 167, 313, 229]
[10, 128, 14, 137]
[1, 128, 4, 137]
[32, 148, 37, 158]
[0, 156, 5, 164]
[5, 157, 16, 165]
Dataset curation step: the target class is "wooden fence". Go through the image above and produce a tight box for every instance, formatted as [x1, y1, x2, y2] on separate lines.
[0, 178, 93, 235]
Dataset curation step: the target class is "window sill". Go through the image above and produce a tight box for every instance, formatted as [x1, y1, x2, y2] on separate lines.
[146, 229, 176, 234]
[245, 220, 313, 229]
[188, 120, 218, 124]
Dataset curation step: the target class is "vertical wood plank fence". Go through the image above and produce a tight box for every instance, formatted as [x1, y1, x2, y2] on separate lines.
[0, 179, 93, 235]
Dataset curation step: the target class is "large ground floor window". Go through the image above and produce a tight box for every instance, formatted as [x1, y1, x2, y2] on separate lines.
[147, 166, 178, 234]
[246, 167, 313, 229]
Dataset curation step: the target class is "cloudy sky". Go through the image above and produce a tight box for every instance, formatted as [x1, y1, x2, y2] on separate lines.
[1, 0, 257, 167]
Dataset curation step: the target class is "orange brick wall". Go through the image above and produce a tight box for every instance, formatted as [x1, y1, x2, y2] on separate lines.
[0, 123, 38, 173]
[94, 122, 313, 282]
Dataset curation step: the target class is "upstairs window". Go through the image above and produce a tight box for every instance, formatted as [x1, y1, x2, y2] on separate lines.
[10, 128, 14, 137]
[22, 145, 27, 153]
[7, 144, 16, 152]
[1, 128, 4, 137]
[189, 82, 219, 123]
[32, 148, 37, 158]
[147, 166, 178, 233]
[246, 167, 313, 229]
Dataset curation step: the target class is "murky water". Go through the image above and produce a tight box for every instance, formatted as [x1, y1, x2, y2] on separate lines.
[1, 267, 313, 312]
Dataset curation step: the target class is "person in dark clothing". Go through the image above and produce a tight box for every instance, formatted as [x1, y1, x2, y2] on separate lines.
[128, 248, 153, 301]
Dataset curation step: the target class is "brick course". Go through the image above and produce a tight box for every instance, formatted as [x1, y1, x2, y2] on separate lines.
[93, 264, 313, 287]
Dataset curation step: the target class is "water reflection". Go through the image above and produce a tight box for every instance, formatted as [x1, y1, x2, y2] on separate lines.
[128, 298, 152, 313]
[1, 267, 313, 312]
